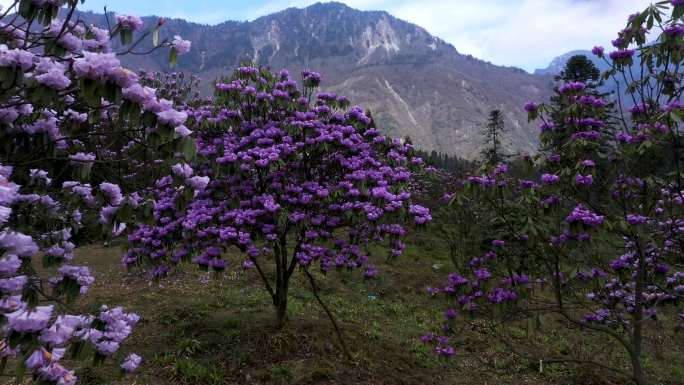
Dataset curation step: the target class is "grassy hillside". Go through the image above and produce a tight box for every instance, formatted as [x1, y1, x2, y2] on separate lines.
[55, 232, 683, 385]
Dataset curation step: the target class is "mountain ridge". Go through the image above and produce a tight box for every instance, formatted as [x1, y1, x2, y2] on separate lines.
[534, 49, 612, 76]
[80, 2, 555, 159]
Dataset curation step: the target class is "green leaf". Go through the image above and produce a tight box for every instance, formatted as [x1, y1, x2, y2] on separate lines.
[143, 202, 153, 222]
[69, 341, 88, 360]
[147, 131, 162, 147]
[143, 110, 157, 126]
[1, 67, 15, 89]
[18, 0, 33, 18]
[116, 203, 134, 223]
[673, 5, 684, 20]
[14, 359, 26, 383]
[104, 82, 121, 103]
[169, 49, 178, 68]
[77, 164, 92, 181]
[121, 30, 133, 45]
[179, 137, 197, 161]
[93, 353, 106, 367]
[157, 124, 175, 143]
[152, 27, 160, 47]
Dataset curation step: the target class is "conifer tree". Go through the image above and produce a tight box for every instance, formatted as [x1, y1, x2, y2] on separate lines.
[480, 109, 506, 166]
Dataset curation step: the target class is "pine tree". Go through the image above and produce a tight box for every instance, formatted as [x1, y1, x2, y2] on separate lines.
[558, 55, 601, 84]
[480, 109, 506, 166]
[542, 55, 613, 154]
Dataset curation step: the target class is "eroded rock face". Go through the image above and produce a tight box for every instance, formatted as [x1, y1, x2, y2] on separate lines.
[81, 2, 554, 159]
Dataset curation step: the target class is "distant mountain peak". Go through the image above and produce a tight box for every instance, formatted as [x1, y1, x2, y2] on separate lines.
[534, 50, 603, 76]
[85, 3, 553, 159]
[305, 1, 355, 11]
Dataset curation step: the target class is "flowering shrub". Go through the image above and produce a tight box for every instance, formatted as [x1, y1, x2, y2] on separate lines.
[124, 66, 430, 331]
[427, 3, 684, 384]
[0, 0, 192, 383]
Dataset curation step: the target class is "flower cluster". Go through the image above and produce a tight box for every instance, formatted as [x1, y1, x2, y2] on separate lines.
[171, 35, 191, 55]
[116, 15, 144, 32]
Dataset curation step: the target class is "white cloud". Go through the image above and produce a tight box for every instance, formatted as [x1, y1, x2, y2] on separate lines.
[245, 0, 653, 71]
[69, 0, 657, 71]
[386, 0, 652, 71]
[0, 0, 16, 12]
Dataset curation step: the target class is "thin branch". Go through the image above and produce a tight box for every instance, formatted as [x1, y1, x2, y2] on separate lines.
[303, 267, 353, 361]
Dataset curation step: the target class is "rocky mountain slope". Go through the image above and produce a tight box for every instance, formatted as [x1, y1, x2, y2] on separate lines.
[85, 2, 555, 159]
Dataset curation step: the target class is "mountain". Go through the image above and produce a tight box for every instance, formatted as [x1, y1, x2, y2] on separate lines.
[534, 50, 612, 76]
[83, 2, 555, 159]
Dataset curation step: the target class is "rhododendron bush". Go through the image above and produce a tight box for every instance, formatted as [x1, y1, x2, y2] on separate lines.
[427, 3, 684, 384]
[0, 0, 192, 383]
[124, 66, 431, 333]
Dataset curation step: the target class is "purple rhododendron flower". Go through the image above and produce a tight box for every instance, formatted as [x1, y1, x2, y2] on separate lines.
[420, 333, 435, 343]
[540, 122, 555, 131]
[541, 173, 560, 185]
[571, 130, 602, 140]
[665, 24, 684, 37]
[0, 230, 39, 257]
[99, 182, 123, 206]
[171, 35, 191, 55]
[0, 254, 21, 276]
[609, 49, 635, 60]
[445, 308, 459, 319]
[121, 353, 142, 372]
[409, 204, 432, 224]
[171, 163, 194, 179]
[35, 60, 70, 90]
[6, 305, 54, 333]
[364, 264, 379, 278]
[559, 82, 586, 94]
[474, 268, 491, 280]
[187, 176, 210, 191]
[435, 345, 455, 357]
[626, 214, 648, 225]
[580, 159, 595, 168]
[156, 109, 188, 127]
[566, 205, 605, 227]
[68, 152, 96, 164]
[575, 174, 594, 186]
[116, 15, 144, 31]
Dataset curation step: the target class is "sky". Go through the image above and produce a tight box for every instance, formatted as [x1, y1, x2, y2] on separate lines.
[1, 0, 654, 72]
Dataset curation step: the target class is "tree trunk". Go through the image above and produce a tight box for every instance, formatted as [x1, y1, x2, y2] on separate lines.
[630, 351, 646, 385]
[630, 239, 646, 385]
[274, 278, 289, 328]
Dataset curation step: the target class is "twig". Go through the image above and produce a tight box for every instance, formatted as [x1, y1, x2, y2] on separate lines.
[303, 267, 353, 361]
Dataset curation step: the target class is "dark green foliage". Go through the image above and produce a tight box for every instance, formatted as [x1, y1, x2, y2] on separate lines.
[480, 109, 507, 166]
[558, 55, 601, 84]
[414, 150, 476, 173]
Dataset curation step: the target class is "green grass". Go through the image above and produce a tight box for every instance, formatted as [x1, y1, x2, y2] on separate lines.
[36, 233, 684, 385]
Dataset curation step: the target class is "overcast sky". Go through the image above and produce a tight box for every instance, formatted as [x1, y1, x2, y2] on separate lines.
[1, 0, 654, 72]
